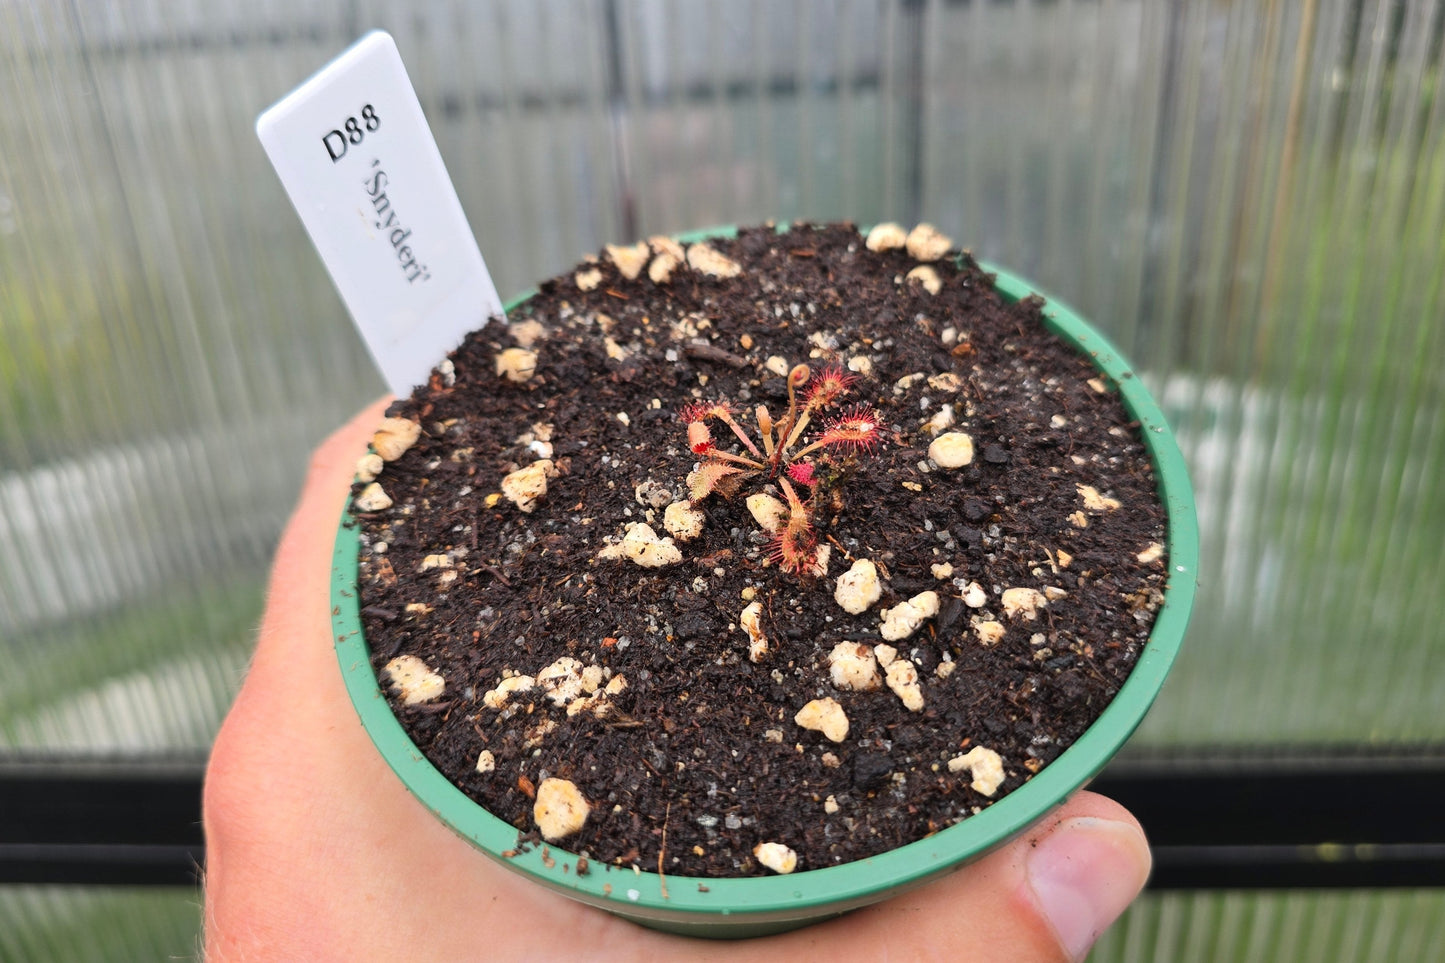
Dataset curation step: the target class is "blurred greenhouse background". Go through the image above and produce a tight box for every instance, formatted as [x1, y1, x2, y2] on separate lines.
[1, 0, 1442, 959]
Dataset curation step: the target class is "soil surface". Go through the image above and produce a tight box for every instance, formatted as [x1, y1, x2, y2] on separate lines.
[351, 222, 1168, 878]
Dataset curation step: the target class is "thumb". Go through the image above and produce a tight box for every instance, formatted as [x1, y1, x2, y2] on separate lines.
[761, 790, 1150, 963]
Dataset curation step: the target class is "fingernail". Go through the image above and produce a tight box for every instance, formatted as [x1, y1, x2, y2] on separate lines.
[1025, 816, 1151, 961]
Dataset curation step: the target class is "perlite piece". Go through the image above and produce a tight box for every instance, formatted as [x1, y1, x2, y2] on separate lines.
[500, 461, 552, 513]
[885, 658, 925, 712]
[381, 655, 445, 705]
[746, 492, 788, 534]
[879, 590, 940, 641]
[827, 641, 882, 691]
[753, 842, 799, 874]
[663, 500, 706, 541]
[372, 417, 422, 462]
[647, 235, 686, 284]
[740, 601, 769, 663]
[795, 697, 850, 743]
[928, 431, 975, 469]
[495, 347, 538, 383]
[834, 558, 883, 614]
[605, 241, 650, 280]
[620, 522, 684, 568]
[1001, 587, 1049, 621]
[353, 482, 393, 512]
[1077, 484, 1122, 512]
[906, 265, 942, 295]
[948, 746, 1006, 797]
[355, 452, 384, 482]
[686, 242, 742, 278]
[974, 620, 1006, 646]
[865, 222, 908, 252]
[482, 675, 535, 710]
[905, 223, 953, 262]
[575, 266, 603, 291]
[533, 778, 590, 841]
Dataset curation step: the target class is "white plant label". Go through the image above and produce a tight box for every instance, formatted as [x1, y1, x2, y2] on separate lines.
[256, 30, 503, 396]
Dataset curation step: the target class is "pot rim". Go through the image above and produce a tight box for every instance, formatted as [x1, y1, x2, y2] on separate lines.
[331, 224, 1198, 928]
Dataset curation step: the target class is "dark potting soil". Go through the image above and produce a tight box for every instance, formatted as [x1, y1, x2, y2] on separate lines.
[351, 222, 1168, 878]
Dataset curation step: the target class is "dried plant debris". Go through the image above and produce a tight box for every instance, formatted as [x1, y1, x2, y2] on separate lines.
[352, 223, 1168, 878]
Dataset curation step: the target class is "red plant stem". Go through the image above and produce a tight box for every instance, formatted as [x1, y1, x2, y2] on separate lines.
[716, 412, 764, 459]
[706, 449, 766, 470]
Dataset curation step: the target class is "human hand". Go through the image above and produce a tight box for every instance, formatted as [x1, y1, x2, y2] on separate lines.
[203, 399, 1152, 961]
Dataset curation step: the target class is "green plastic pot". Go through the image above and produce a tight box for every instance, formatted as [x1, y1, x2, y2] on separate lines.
[331, 226, 1199, 939]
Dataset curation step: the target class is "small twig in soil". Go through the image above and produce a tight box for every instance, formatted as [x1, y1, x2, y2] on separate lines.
[683, 340, 749, 368]
[605, 288, 629, 300]
[477, 564, 512, 588]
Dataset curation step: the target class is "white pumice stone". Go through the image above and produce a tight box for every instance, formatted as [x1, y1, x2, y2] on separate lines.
[1001, 587, 1049, 621]
[475, 750, 496, 774]
[1077, 484, 1122, 512]
[931, 562, 954, 579]
[604, 674, 629, 696]
[906, 264, 942, 295]
[501, 461, 551, 513]
[906, 223, 953, 262]
[847, 354, 874, 376]
[663, 500, 706, 541]
[753, 842, 799, 875]
[740, 601, 769, 663]
[605, 241, 650, 280]
[581, 665, 605, 694]
[974, 620, 1006, 646]
[355, 452, 384, 483]
[382, 655, 445, 705]
[879, 591, 940, 641]
[372, 417, 423, 462]
[537, 657, 586, 706]
[827, 642, 882, 691]
[482, 675, 535, 710]
[575, 266, 603, 291]
[928, 431, 976, 468]
[495, 347, 538, 383]
[534, 778, 590, 841]
[1069, 511, 1090, 528]
[873, 644, 898, 668]
[885, 658, 925, 712]
[824, 795, 840, 815]
[834, 558, 883, 614]
[746, 493, 789, 534]
[948, 746, 1006, 796]
[795, 697, 850, 743]
[686, 242, 742, 278]
[962, 581, 988, 608]
[354, 483, 393, 512]
[764, 355, 790, 376]
[1137, 542, 1165, 565]
[864, 222, 907, 252]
